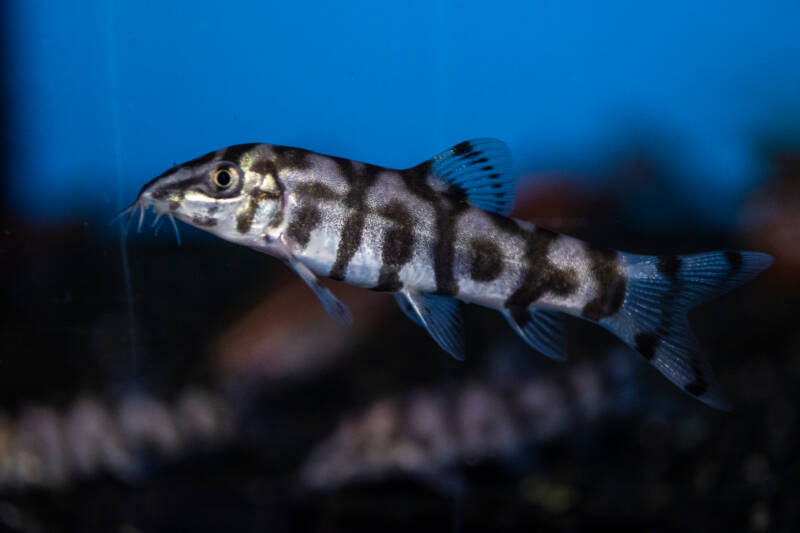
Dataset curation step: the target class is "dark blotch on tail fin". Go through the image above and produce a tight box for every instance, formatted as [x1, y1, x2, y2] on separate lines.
[634, 332, 659, 361]
[725, 250, 743, 276]
[603, 250, 772, 410]
[657, 254, 683, 281]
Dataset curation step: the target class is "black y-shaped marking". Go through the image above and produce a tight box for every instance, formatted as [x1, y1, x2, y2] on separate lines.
[328, 159, 380, 281]
[372, 201, 416, 292]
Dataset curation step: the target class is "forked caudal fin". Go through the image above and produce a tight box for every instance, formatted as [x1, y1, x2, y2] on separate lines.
[603, 250, 773, 410]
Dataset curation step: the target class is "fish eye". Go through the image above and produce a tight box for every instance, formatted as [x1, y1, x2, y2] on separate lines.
[211, 167, 236, 190]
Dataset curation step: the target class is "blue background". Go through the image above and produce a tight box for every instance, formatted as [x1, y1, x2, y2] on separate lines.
[5, 1, 800, 227]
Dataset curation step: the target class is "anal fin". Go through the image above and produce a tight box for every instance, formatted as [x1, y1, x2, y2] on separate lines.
[503, 308, 568, 361]
[397, 291, 465, 361]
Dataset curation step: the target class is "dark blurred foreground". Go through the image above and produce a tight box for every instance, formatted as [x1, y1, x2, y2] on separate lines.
[0, 149, 799, 532]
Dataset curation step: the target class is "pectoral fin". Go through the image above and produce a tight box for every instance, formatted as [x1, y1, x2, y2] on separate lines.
[285, 258, 353, 325]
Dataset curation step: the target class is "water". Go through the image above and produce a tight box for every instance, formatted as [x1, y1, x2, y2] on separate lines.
[1, 1, 799, 531]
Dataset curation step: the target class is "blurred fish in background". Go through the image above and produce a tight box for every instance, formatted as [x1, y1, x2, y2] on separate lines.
[1, 0, 799, 532]
[0, 388, 234, 491]
[300, 352, 628, 490]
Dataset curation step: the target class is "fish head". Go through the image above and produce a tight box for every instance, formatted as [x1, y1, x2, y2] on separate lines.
[135, 144, 284, 246]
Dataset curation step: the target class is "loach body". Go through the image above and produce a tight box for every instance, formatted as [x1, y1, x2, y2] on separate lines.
[125, 139, 772, 410]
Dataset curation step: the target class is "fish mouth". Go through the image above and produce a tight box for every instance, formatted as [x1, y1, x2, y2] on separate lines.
[110, 198, 147, 231]
[110, 195, 183, 245]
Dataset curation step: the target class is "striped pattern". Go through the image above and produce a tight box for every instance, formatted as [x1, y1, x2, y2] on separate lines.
[373, 201, 415, 292]
[140, 141, 628, 323]
[134, 140, 772, 410]
[491, 215, 580, 326]
[581, 247, 627, 321]
[276, 148, 607, 320]
[329, 160, 381, 281]
[400, 162, 468, 296]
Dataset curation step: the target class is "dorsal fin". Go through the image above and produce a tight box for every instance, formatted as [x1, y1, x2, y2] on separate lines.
[418, 138, 516, 215]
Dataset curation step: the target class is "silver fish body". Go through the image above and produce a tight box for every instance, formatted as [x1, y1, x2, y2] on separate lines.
[128, 139, 772, 409]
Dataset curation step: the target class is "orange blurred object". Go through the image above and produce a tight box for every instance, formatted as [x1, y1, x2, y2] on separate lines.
[212, 275, 394, 384]
[740, 152, 800, 287]
[512, 173, 616, 236]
